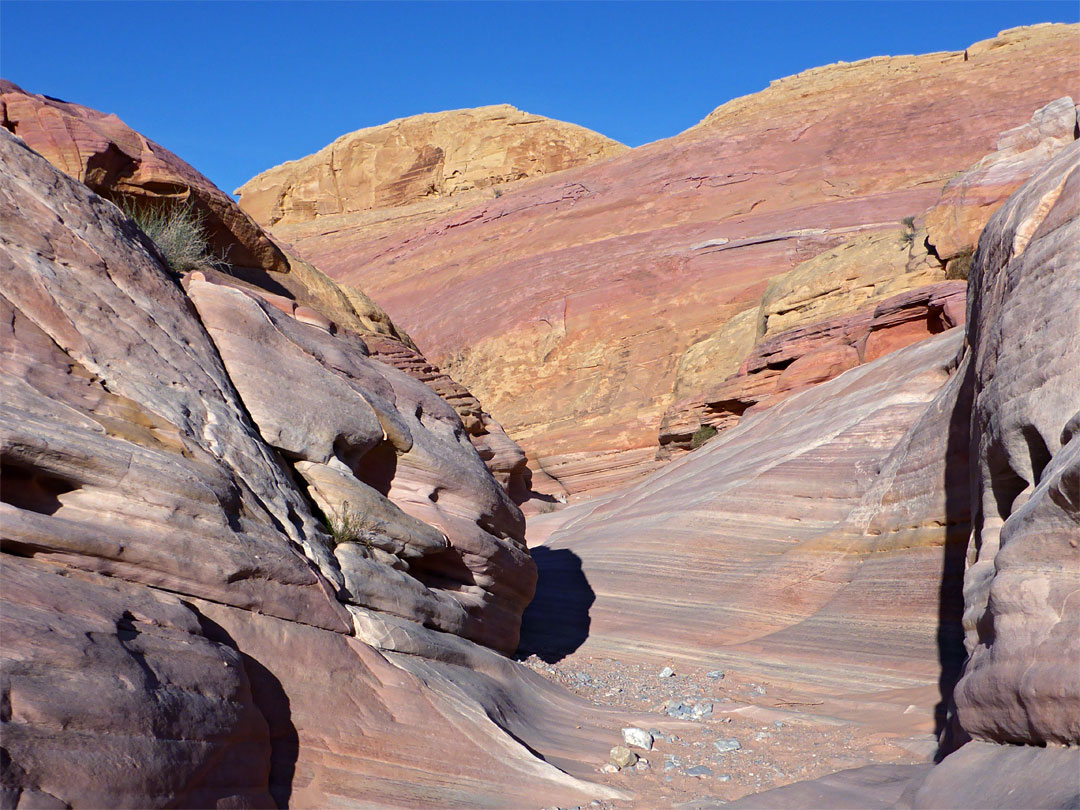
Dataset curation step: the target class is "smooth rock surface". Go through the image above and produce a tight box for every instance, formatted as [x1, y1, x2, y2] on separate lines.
[186, 277, 535, 653]
[952, 141, 1080, 746]
[525, 327, 972, 725]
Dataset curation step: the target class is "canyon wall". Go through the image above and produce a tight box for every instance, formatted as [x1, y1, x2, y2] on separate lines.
[249, 24, 1079, 497]
[535, 134, 1080, 810]
[1, 80, 538, 502]
[0, 113, 630, 807]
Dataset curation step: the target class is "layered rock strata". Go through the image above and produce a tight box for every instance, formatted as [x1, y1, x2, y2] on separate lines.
[661, 95, 1078, 456]
[659, 279, 967, 454]
[251, 25, 1080, 497]
[0, 128, 630, 808]
[0, 80, 535, 502]
[553, 128, 1080, 810]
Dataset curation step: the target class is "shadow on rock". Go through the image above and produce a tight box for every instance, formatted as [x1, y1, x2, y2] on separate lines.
[187, 605, 299, 809]
[936, 357, 975, 759]
[516, 546, 594, 663]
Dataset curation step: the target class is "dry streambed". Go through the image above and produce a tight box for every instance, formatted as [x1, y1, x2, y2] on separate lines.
[521, 654, 930, 809]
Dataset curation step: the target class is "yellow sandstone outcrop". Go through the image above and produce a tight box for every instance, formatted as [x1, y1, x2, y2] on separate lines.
[235, 104, 627, 227]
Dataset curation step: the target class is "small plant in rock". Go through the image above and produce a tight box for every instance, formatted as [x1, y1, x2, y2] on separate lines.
[899, 215, 917, 246]
[325, 501, 368, 548]
[690, 424, 718, 450]
[121, 198, 222, 274]
[946, 246, 975, 280]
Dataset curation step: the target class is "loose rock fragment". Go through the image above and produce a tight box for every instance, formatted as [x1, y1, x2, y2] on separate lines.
[621, 727, 654, 751]
[609, 746, 638, 769]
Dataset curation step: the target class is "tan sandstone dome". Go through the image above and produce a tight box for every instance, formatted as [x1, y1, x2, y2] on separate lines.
[235, 104, 628, 227]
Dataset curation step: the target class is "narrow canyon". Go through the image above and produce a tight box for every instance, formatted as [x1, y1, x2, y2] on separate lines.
[1, 22, 1078, 810]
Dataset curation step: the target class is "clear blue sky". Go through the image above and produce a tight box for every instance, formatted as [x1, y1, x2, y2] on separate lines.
[2, 2, 1076, 196]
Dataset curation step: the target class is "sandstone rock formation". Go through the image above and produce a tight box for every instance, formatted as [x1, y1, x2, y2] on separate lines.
[659, 279, 967, 454]
[526, 328, 973, 718]
[1, 79, 288, 273]
[236, 104, 627, 228]
[1, 128, 632, 808]
[546, 120, 1080, 810]
[661, 94, 1077, 457]
[925, 95, 1079, 264]
[256, 24, 1079, 497]
[0, 80, 537, 503]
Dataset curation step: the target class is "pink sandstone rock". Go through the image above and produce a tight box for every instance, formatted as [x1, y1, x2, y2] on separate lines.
[0, 79, 289, 273]
[1, 126, 628, 809]
[255, 25, 1080, 497]
[0, 80, 536, 503]
[925, 95, 1079, 262]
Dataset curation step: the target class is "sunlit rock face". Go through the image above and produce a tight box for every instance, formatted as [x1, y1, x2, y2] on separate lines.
[1, 78, 289, 273]
[235, 103, 628, 227]
[254, 24, 1079, 498]
[0, 128, 632, 809]
[0, 79, 537, 503]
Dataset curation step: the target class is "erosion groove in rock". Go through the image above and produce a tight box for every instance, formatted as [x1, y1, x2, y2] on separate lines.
[259, 24, 1079, 497]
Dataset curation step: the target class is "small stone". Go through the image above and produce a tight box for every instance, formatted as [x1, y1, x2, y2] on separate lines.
[600, 763, 619, 774]
[774, 720, 784, 728]
[717, 774, 732, 782]
[621, 727, 654, 751]
[714, 738, 742, 753]
[634, 758, 650, 772]
[658, 666, 676, 678]
[692, 702, 714, 719]
[706, 670, 726, 680]
[610, 745, 638, 769]
[686, 765, 714, 777]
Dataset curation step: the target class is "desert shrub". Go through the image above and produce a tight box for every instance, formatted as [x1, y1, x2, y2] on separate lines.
[690, 424, 718, 450]
[899, 215, 917, 246]
[945, 247, 975, 280]
[325, 501, 368, 547]
[122, 198, 221, 274]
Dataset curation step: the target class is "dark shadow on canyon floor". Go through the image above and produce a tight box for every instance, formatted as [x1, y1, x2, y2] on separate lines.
[516, 546, 594, 663]
[937, 355, 975, 760]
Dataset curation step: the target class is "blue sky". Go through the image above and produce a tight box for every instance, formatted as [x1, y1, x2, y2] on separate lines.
[2, 2, 1076, 196]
